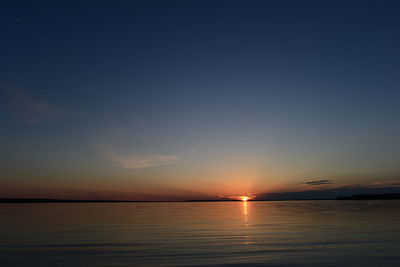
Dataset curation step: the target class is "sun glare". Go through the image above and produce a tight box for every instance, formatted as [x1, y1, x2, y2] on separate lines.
[241, 196, 249, 201]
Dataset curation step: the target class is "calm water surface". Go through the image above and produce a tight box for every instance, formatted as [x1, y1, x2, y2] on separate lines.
[1, 200, 400, 266]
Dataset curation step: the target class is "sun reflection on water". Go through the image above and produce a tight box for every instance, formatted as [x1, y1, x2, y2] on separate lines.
[242, 200, 248, 223]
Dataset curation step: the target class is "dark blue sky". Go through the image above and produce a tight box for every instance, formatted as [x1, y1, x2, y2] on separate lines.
[1, 1, 400, 200]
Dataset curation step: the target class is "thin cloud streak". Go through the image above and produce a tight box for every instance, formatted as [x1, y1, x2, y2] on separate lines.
[301, 179, 332, 186]
[5, 87, 65, 125]
[94, 144, 178, 169]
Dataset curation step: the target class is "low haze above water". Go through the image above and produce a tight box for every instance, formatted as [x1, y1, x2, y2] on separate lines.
[1, 200, 400, 266]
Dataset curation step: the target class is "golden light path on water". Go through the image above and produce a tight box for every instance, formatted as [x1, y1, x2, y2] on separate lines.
[239, 195, 251, 224]
[242, 200, 248, 223]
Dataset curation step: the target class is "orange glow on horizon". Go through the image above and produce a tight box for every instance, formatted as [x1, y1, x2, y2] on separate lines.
[221, 194, 255, 201]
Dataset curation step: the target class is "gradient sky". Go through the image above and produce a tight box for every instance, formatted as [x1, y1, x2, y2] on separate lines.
[1, 0, 400, 200]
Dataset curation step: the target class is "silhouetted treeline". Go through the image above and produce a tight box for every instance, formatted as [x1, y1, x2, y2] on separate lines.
[0, 198, 169, 203]
[337, 194, 400, 200]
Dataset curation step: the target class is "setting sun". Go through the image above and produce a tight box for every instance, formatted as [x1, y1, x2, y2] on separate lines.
[241, 196, 249, 201]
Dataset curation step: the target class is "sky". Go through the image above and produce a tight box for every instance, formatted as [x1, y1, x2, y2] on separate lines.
[1, 0, 400, 200]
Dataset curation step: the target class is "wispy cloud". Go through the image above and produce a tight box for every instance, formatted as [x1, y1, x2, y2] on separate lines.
[301, 179, 332, 186]
[7, 89, 64, 125]
[94, 144, 178, 169]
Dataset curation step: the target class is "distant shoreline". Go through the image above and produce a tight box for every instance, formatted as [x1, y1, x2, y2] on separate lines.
[0, 198, 336, 203]
[336, 193, 400, 200]
[0, 199, 176, 203]
[1, 194, 400, 203]
[0, 198, 333, 203]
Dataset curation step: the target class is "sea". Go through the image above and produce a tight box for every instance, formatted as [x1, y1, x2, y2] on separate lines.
[1, 200, 400, 266]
